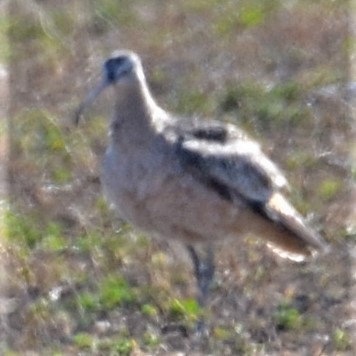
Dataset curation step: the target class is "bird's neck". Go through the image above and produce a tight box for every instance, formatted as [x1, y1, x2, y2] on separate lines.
[110, 77, 164, 147]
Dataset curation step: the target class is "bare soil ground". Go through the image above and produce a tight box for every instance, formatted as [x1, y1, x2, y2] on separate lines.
[1, 0, 356, 355]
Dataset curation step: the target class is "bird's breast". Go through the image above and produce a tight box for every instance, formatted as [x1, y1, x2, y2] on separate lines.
[101, 143, 180, 225]
[100, 142, 246, 243]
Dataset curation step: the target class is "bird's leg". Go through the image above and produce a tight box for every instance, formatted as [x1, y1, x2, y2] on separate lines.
[162, 245, 215, 337]
[188, 244, 215, 306]
[186, 244, 215, 333]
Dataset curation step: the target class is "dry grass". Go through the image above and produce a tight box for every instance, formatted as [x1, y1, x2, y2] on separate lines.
[1, 0, 355, 354]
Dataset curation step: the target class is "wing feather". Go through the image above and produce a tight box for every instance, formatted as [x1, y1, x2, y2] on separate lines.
[173, 121, 327, 257]
[175, 124, 287, 203]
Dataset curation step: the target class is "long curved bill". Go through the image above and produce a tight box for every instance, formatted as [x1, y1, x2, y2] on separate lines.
[74, 79, 109, 125]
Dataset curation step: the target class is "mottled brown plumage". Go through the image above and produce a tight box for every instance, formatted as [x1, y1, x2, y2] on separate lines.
[77, 50, 325, 259]
[77, 50, 327, 323]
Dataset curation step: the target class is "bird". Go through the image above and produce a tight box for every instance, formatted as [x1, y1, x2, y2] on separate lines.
[76, 50, 327, 330]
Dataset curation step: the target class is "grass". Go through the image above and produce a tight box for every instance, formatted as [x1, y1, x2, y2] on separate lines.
[333, 328, 352, 351]
[3, 0, 354, 354]
[168, 298, 202, 323]
[317, 178, 342, 201]
[0, 11, 10, 62]
[11, 109, 73, 184]
[273, 303, 303, 331]
[219, 80, 311, 132]
[93, 0, 134, 28]
[214, 0, 279, 35]
[73, 333, 136, 354]
[99, 275, 137, 309]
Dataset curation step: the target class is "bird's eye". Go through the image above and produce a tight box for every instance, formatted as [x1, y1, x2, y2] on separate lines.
[104, 56, 129, 82]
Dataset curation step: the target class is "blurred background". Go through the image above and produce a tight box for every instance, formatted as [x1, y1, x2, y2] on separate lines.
[1, 0, 355, 354]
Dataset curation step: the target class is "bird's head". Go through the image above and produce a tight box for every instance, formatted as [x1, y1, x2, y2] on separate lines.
[104, 50, 143, 84]
[75, 50, 144, 124]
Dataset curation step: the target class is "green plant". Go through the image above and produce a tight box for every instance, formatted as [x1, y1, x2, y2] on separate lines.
[273, 304, 303, 331]
[100, 275, 137, 309]
[73, 332, 95, 349]
[141, 303, 158, 317]
[317, 178, 342, 200]
[5, 209, 42, 248]
[168, 298, 201, 322]
[333, 328, 352, 351]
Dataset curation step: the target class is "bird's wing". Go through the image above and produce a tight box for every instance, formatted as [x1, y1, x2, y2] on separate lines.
[174, 122, 288, 204]
[173, 121, 326, 255]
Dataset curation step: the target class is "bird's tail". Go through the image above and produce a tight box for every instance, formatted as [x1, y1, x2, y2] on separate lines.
[260, 192, 327, 261]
